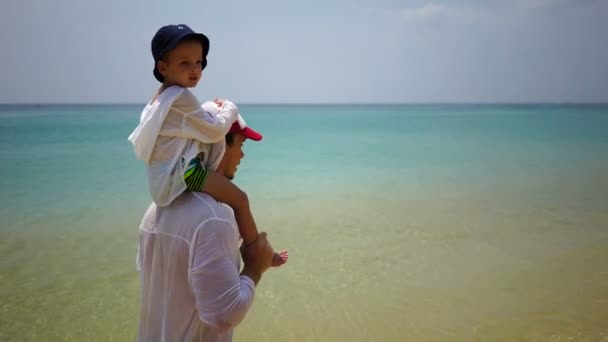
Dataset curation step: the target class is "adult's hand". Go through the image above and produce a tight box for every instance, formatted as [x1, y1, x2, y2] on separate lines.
[240, 232, 273, 285]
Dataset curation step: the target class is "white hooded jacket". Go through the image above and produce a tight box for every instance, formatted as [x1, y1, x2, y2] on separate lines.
[128, 86, 239, 206]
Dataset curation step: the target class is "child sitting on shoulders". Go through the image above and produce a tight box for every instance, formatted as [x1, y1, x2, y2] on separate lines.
[129, 24, 287, 266]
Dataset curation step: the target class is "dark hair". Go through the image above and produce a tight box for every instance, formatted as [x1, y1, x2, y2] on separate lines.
[225, 132, 235, 146]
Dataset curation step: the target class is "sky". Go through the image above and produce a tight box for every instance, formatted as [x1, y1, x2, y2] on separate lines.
[1, 0, 607, 104]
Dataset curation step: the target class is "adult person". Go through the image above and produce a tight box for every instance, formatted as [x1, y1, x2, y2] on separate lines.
[136, 114, 274, 341]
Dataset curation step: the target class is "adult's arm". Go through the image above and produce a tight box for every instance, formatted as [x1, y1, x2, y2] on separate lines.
[190, 218, 256, 333]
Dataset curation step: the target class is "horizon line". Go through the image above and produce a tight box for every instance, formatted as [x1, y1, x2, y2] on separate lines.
[1, 101, 608, 106]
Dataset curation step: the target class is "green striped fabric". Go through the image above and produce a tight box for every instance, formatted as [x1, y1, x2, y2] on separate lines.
[184, 158, 208, 192]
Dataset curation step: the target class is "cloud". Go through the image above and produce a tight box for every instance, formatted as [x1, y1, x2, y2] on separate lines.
[508, 0, 573, 10]
[400, 3, 447, 21]
[473, 0, 601, 11]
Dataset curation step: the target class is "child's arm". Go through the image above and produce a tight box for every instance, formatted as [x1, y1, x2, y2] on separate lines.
[173, 91, 239, 143]
[184, 157, 258, 245]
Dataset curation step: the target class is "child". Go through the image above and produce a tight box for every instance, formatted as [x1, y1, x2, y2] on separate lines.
[129, 24, 287, 266]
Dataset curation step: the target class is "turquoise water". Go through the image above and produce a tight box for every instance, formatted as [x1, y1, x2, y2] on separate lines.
[1, 104, 607, 340]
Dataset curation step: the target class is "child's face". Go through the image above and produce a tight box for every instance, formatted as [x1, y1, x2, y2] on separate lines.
[157, 40, 204, 87]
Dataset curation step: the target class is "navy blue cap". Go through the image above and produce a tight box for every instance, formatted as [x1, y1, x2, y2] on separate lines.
[151, 24, 210, 83]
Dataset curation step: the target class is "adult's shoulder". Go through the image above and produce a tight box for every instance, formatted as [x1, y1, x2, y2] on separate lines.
[163, 192, 234, 224]
[191, 193, 236, 223]
[152, 193, 230, 240]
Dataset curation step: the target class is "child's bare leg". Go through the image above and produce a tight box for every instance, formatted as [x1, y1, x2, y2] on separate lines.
[200, 172, 288, 267]
[201, 172, 258, 244]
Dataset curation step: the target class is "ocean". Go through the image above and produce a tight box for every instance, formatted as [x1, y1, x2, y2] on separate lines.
[1, 103, 607, 341]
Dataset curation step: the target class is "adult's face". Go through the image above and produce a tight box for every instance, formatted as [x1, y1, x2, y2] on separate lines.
[221, 133, 246, 180]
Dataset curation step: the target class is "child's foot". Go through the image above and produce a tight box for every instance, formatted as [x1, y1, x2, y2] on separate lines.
[271, 250, 288, 267]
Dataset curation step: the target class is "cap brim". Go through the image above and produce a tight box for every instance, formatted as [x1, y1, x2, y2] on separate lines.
[164, 32, 209, 59]
[241, 127, 262, 141]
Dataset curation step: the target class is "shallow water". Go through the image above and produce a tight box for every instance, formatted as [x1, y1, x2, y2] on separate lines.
[1, 104, 607, 341]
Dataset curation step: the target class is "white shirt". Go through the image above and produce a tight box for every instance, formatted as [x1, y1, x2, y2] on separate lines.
[128, 86, 239, 206]
[136, 192, 256, 342]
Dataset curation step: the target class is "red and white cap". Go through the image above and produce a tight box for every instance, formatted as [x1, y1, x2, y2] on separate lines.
[229, 115, 263, 141]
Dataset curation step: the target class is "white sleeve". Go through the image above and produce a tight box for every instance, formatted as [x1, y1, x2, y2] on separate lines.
[190, 218, 255, 333]
[178, 94, 239, 143]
